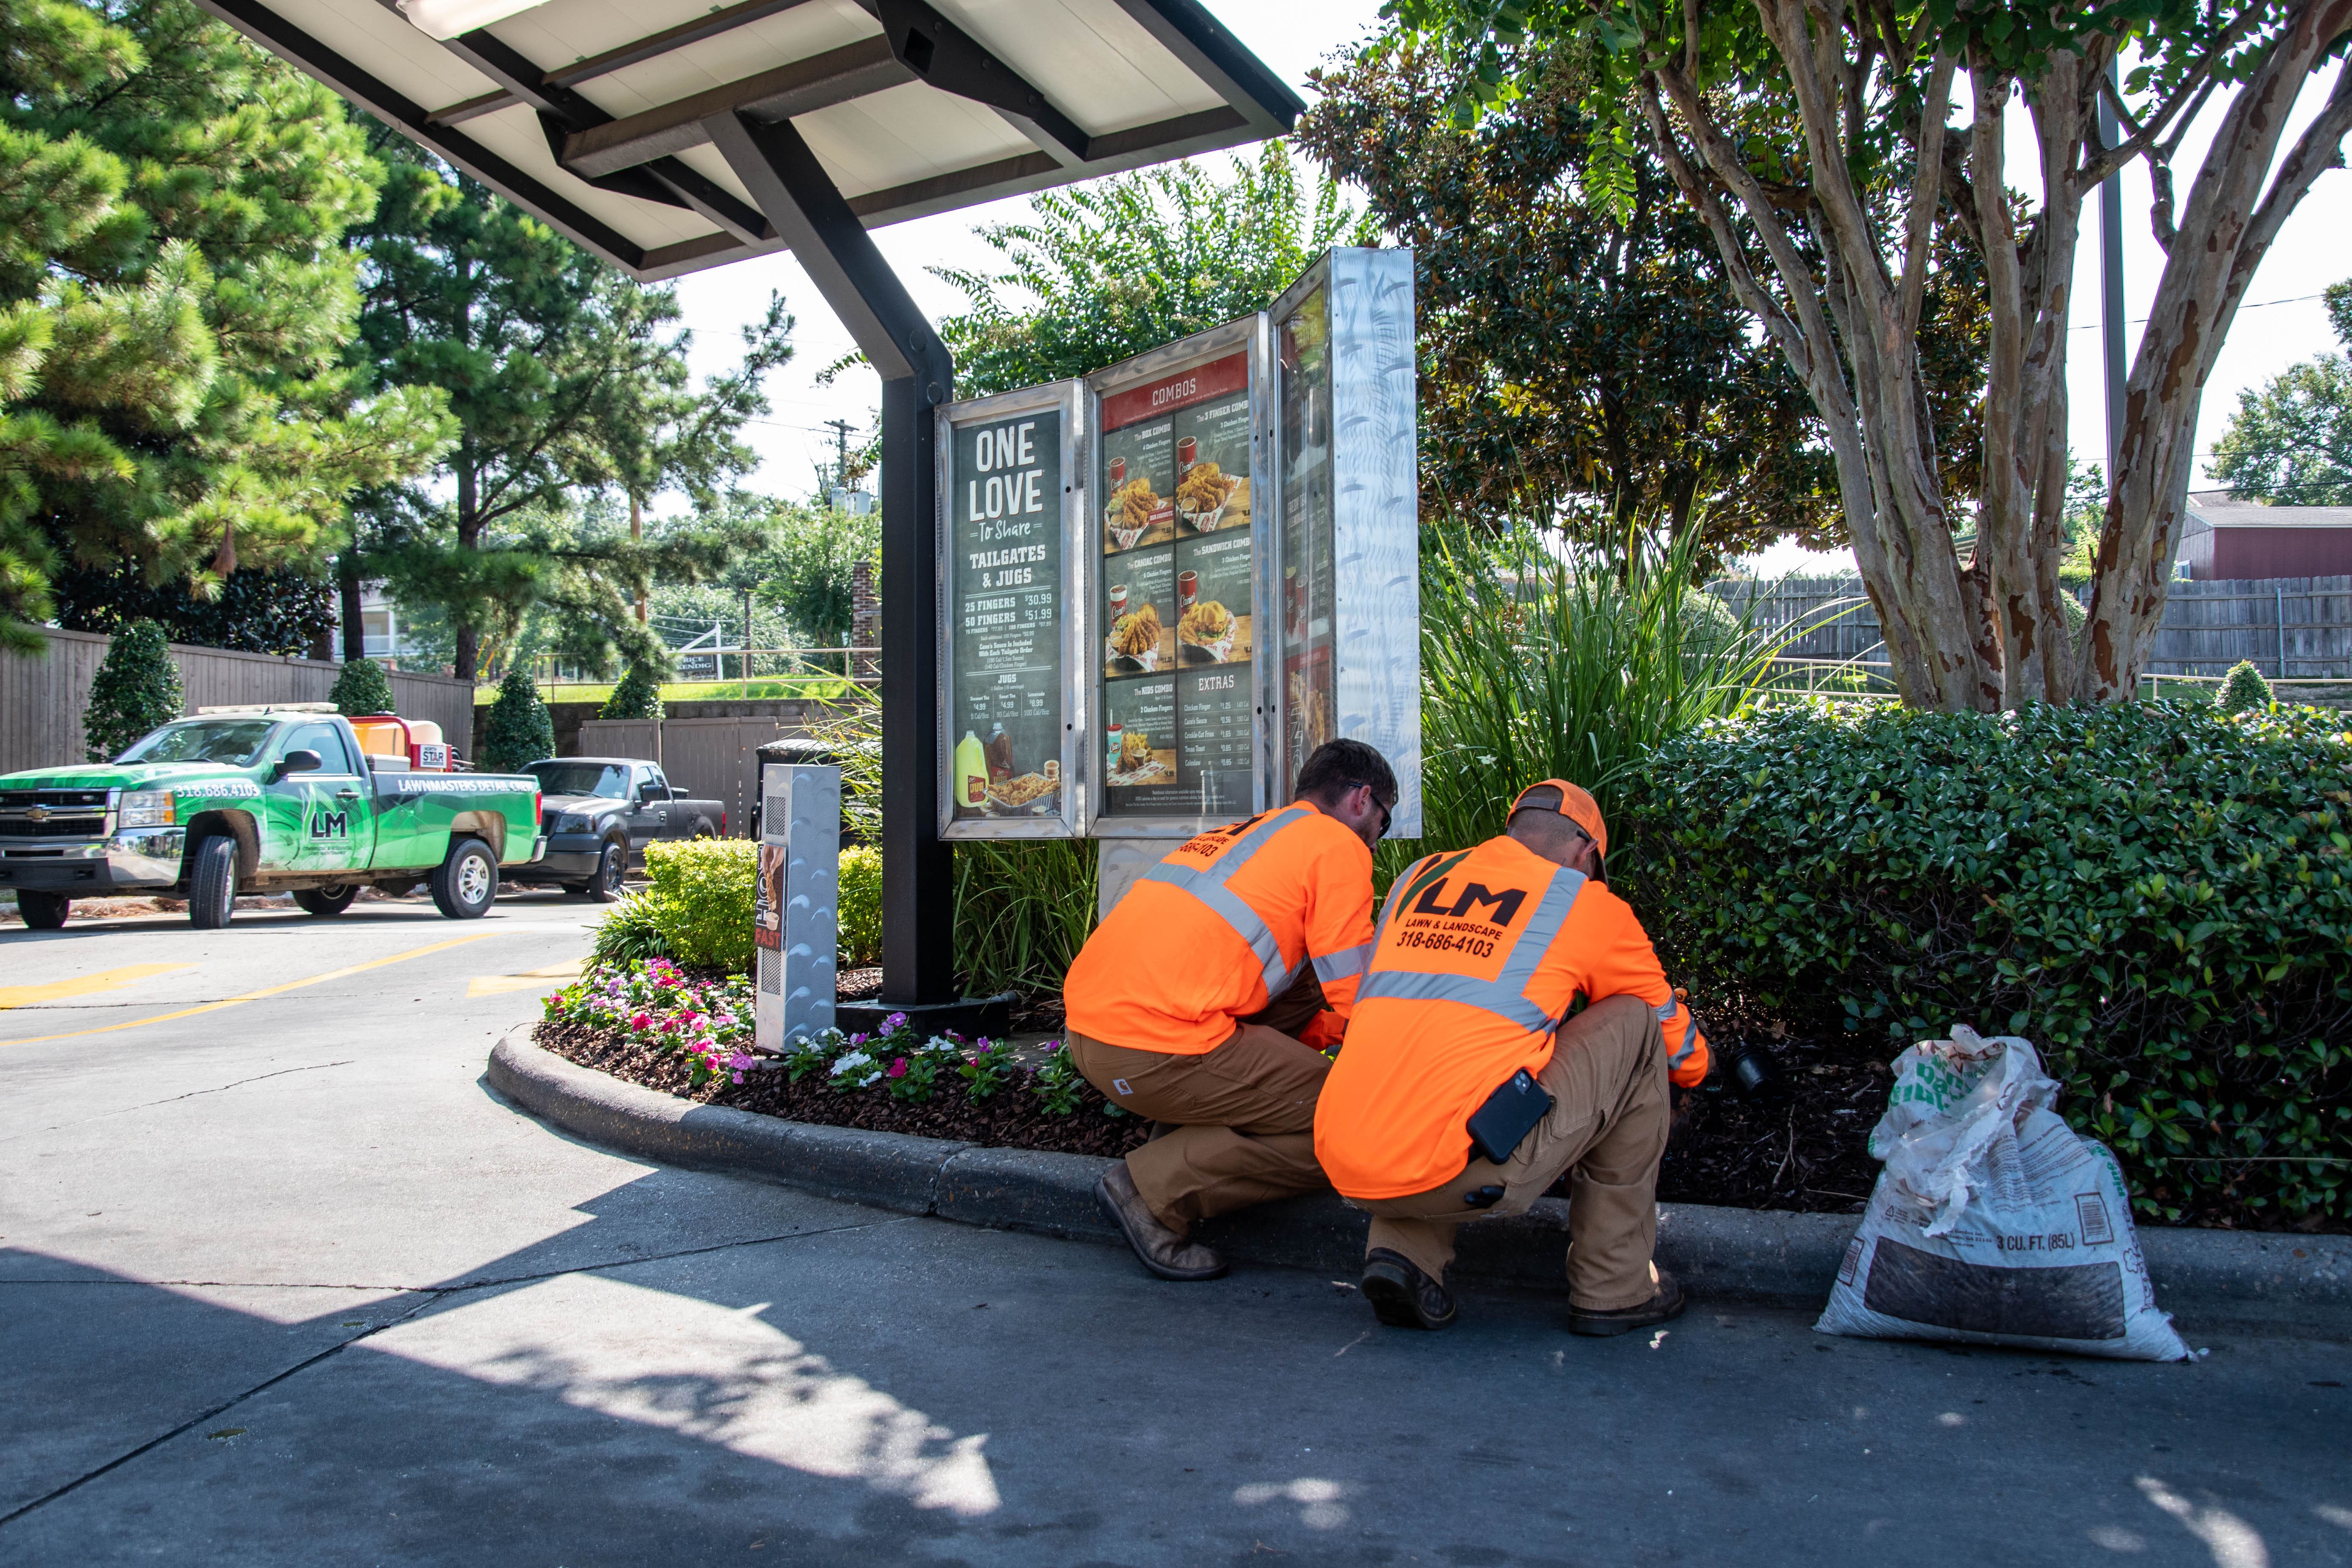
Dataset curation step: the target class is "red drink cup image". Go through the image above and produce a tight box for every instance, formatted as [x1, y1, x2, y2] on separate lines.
[1176, 436, 1197, 472]
[1105, 721, 1123, 775]
[1109, 584, 1128, 619]
[1108, 456, 1126, 487]
[1178, 571, 1198, 611]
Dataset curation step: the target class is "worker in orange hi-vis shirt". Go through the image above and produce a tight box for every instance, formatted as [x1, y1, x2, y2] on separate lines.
[1314, 780, 1711, 1335]
[1063, 740, 1395, 1282]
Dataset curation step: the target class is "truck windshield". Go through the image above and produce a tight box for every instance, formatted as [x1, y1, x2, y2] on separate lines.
[528, 761, 632, 799]
[117, 719, 280, 766]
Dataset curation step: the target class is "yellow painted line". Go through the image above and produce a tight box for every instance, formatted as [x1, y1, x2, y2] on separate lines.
[0, 963, 195, 1012]
[0, 933, 495, 1047]
[466, 958, 584, 998]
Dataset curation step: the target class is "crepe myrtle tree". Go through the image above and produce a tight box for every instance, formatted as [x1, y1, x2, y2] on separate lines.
[1382, 0, 2352, 708]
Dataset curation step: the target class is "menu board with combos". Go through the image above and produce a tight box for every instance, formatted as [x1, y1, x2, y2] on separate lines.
[1276, 284, 1337, 797]
[1095, 339, 1260, 822]
[936, 382, 1085, 839]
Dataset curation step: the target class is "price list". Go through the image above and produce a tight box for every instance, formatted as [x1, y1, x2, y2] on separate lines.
[945, 408, 1066, 825]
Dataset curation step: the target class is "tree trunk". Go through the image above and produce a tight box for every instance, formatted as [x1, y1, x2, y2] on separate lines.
[454, 452, 479, 681]
[630, 491, 647, 624]
[338, 553, 365, 664]
[2079, 34, 2352, 700]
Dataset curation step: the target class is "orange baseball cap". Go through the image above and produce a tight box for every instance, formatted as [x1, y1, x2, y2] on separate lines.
[1508, 779, 1608, 877]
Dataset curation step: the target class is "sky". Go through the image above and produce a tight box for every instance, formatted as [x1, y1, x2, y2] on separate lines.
[663, 6, 2351, 577]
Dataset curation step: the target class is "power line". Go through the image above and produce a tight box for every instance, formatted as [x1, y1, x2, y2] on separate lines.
[2067, 291, 2325, 332]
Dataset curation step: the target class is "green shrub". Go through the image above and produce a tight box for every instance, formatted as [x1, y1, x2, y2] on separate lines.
[2218, 659, 2273, 715]
[601, 660, 665, 721]
[592, 893, 672, 966]
[641, 838, 760, 973]
[839, 844, 882, 966]
[479, 668, 555, 771]
[329, 658, 395, 716]
[1617, 699, 2352, 1224]
[84, 620, 182, 761]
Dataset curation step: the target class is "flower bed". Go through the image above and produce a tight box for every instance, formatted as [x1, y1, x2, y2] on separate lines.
[537, 959, 1900, 1211]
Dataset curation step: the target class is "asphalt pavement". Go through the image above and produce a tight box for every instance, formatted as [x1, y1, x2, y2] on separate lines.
[1, 893, 2347, 1566]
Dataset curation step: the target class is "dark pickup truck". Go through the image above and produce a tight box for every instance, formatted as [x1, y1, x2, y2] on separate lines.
[507, 757, 726, 900]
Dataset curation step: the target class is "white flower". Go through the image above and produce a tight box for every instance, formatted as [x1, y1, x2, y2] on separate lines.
[830, 1050, 873, 1075]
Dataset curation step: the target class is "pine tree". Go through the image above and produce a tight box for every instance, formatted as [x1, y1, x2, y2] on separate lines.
[83, 621, 183, 761]
[601, 660, 664, 721]
[2218, 660, 2273, 715]
[0, 0, 452, 652]
[346, 129, 789, 681]
[329, 658, 395, 716]
[478, 668, 555, 772]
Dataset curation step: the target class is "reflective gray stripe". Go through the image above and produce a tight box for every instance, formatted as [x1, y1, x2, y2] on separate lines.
[1670, 1013, 1701, 1066]
[1372, 855, 1436, 945]
[1357, 866, 1586, 1035]
[1311, 942, 1374, 984]
[1653, 999, 1678, 1022]
[1139, 806, 1316, 998]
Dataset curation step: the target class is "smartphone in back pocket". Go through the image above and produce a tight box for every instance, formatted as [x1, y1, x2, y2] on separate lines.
[1466, 1068, 1553, 1167]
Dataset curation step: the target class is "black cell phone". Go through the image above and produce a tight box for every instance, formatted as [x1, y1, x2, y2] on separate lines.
[1466, 1068, 1553, 1167]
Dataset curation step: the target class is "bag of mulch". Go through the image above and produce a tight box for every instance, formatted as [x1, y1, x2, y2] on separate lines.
[1816, 1025, 2189, 1361]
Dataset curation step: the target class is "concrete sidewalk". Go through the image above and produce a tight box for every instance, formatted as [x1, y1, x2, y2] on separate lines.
[4, 906, 2349, 1565]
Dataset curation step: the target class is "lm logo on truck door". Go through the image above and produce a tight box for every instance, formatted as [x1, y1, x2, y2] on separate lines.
[310, 811, 350, 839]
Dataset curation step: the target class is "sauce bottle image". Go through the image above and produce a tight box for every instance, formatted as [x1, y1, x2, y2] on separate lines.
[985, 723, 1014, 781]
[955, 730, 988, 808]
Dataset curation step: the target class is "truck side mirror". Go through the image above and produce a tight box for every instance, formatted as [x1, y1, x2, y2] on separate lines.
[273, 749, 323, 781]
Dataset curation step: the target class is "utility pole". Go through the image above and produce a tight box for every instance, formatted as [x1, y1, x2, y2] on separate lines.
[824, 418, 855, 494]
[2099, 60, 2127, 501]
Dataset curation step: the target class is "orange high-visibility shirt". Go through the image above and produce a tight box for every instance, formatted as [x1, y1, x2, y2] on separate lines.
[1062, 802, 1375, 1054]
[1314, 833, 1711, 1199]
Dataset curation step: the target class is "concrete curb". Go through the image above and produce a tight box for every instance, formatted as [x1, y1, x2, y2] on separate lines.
[487, 1027, 2349, 1339]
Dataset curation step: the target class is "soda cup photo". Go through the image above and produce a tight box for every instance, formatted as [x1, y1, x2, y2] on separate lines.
[1108, 456, 1126, 487]
[1176, 436, 1197, 472]
[1109, 584, 1129, 618]
[1178, 570, 1198, 610]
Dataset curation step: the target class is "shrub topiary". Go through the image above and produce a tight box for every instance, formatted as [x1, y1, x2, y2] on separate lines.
[478, 668, 555, 772]
[1617, 698, 2352, 1226]
[83, 620, 183, 761]
[329, 657, 395, 716]
[601, 659, 664, 721]
[2218, 659, 2273, 714]
[838, 844, 882, 966]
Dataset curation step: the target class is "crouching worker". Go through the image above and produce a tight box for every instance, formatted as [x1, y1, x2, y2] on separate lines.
[1064, 740, 1396, 1281]
[1314, 781, 1710, 1334]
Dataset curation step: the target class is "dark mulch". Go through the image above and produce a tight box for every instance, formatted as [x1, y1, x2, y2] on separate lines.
[537, 1020, 1152, 1160]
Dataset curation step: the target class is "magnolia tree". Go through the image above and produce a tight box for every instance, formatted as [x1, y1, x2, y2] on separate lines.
[1386, 0, 2352, 708]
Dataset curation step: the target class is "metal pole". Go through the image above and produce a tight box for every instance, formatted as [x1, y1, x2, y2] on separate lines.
[707, 111, 957, 1007]
[2099, 61, 2128, 497]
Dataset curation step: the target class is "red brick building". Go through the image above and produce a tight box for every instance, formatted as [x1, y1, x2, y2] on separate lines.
[2179, 493, 2352, 580]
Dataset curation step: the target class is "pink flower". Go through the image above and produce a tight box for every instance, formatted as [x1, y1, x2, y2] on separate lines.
[659, 1018, 681, 1034]
[728, 1052, 754, 1070]
[732, 1071, 744, 1084]
[629, 1012, 652, 1031]
[887, 1058, 908, 1079]
[882, 1012, 909, 1032]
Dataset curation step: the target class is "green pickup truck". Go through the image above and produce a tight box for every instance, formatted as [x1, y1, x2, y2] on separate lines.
[0, 706, 544, 930]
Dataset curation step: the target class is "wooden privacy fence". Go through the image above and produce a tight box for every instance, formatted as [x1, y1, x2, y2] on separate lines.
[1711, 574, 2352, 678]
[0, 626, 474, 778]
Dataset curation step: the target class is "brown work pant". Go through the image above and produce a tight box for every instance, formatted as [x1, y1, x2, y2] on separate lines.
[1065, 976, 1332, 1233]
[1355, 993, 1669, 1311]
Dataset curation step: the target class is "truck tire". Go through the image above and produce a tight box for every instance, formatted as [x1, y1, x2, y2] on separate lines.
[293, 885, 359, 917]
[431, 836, 498, 920]
[188, 835, 237, 928]
[17, 891, 68, 929]
[576, 838, 625, 903]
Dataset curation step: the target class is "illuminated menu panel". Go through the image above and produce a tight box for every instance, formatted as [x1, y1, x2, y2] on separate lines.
[1096, 346, 1258, 821]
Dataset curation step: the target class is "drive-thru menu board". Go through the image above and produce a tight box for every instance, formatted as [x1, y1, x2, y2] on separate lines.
[936, 381, 1085, 840]
[1275, 283, 1336, 798]
[1095, 335, 1260, 824]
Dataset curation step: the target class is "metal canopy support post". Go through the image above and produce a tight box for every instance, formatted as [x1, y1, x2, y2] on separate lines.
[709, 112, 958, 1007]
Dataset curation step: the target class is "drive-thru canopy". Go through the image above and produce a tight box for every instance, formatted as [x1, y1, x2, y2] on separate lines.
[197, 0, 1301, 1013]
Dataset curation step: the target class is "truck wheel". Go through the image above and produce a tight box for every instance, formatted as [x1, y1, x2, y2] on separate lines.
[580, 839, 625, 903]
[17, 891, 69, 929]
[431, 836, 498, 920]
[188, 835, 237, 928]
[292, 885, 358, 917]
[690, 817, 717, 839]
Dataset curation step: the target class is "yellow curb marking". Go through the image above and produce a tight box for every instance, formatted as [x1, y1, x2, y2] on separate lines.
[466, 958, 585, 998]
[0, 963, 196, 1012]
[0, 934, 495, 1046]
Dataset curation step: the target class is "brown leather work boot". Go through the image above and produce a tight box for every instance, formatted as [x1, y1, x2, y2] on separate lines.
[1094, 1163, 1227, 1281]
[1567, 1268, 1688, 1337]
[1360, 1248, 1457, 1330]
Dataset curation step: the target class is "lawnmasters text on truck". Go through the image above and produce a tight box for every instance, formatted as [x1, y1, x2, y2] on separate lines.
[0, 705, 546, 930]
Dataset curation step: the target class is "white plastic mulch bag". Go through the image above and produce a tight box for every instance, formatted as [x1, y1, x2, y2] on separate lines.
[1816, 1026, 2189, 1361]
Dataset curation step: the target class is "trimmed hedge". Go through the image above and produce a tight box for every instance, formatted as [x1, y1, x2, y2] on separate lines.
[1618, 699, 2352, 1225]
[595, 838, 879, 975]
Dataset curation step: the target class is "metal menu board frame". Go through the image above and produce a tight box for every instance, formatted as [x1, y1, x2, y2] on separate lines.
[934, 380, 1090, 841]
[1083, 316, 1275, 839]
[1269, 248, 1422, 837]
